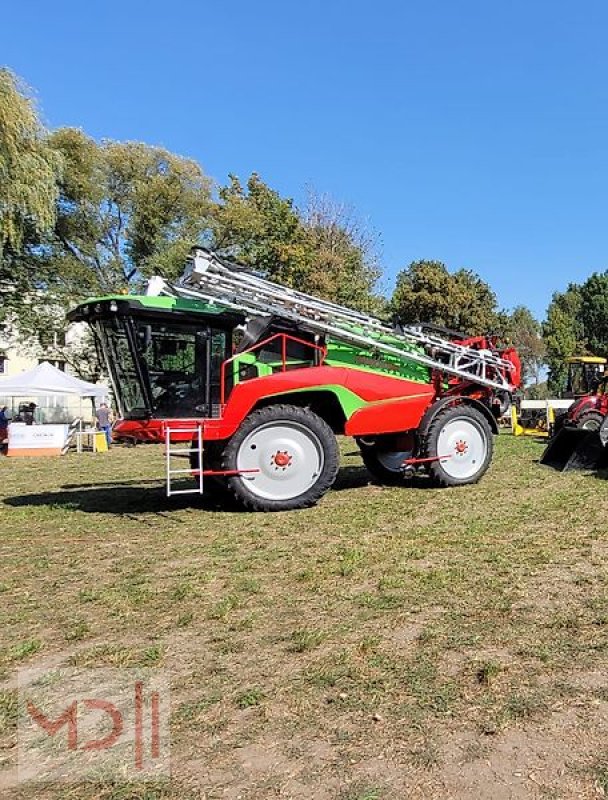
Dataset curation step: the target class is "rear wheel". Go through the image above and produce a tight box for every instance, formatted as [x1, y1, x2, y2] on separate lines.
[221, 405, 340, 511]
[421, 405, 493, 487]
[358, 432, 415, 484]
[576, 410, 604, 432]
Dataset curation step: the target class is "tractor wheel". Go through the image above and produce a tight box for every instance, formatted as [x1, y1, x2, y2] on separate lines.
[421, 405, 493, 487]
[358, 433, 415, 485]
[221, 405, 340, 511]
[576, 411, 605, 432]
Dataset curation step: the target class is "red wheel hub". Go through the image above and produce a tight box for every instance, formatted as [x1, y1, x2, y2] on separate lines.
[272, 450, 292, 468]
[455, 439, 468, 455]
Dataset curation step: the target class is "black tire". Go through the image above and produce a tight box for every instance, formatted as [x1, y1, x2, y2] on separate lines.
[575, 410, 605, 432]
[189, 439, 229, 497]
[421, 405, 493, 487]
[493, 390, 512, 418]
[358, 433, 415, 485]
[221, 404, 340, 511]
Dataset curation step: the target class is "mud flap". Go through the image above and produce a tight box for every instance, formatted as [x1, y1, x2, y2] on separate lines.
[540, 427, 608, 472]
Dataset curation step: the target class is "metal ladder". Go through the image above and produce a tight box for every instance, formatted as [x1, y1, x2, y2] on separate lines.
[164, 424, 204, 497]
[148, 248, 517, 392]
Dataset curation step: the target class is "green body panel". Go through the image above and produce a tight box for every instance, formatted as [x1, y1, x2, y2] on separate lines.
[325, 338, 430, 384]
[262, 384, 368, 419]
[231, 353, 274, 381]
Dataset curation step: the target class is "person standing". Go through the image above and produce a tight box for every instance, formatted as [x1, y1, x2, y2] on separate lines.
[95, 403, 113, 447]
[0, 406, 8, 454]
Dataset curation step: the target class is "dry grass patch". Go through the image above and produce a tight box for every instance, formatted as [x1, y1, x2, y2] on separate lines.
[1, 436, 608, 797]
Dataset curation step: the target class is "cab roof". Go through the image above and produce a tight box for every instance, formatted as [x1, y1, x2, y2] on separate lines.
[566, 356, 607, 365]
[68, 294, 245, 325]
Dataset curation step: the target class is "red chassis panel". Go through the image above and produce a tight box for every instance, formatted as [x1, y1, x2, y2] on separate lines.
[344, 390, 435, 437]
[568, 393, 608, 423]
[113, 365, 437, 443]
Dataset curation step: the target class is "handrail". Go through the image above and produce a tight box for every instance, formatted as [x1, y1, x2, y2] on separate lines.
[219, 333, 327, 405]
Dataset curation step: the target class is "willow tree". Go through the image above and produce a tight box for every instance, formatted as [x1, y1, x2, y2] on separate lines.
[0, 69, 61, 254]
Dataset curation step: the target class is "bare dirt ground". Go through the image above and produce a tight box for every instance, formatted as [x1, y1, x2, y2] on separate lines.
[1, 435, 608, 799]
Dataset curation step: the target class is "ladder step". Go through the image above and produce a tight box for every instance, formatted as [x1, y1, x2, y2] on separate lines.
[168, 468, 197, 475]
[166, 448, 199, 455]
[168, 488, 204, 496]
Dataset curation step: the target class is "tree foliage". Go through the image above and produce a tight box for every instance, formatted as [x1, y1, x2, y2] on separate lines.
[213, 174, 380, 311]
[505, 305, 546, 386]
[0, 69, 61, 255]
[544, 273, 608, 393]
[391, 260, 500, 335]
[214, 173, 309, 285]
[302, 192, 381, 312]
[47, 128, 213, 297]
[578, 273, 608, 357]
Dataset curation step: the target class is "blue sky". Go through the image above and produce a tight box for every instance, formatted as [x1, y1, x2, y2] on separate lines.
[2, 1, 607, 318]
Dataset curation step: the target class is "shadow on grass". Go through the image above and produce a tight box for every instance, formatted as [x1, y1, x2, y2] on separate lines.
[2, 466, 433, 515]
[2, 482, 229, 516]
[332, 465, 433, 491]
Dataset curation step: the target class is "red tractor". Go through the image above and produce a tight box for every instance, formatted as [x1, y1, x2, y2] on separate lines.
[558, 356, 608, 431]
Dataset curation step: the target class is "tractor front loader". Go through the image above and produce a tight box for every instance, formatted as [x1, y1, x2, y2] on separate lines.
[540, 417, 608, 472]
[540, 355, 608, 472]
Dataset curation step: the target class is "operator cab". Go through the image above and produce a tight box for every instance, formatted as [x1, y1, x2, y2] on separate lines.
[564, 356, 607, 399]
[68, 296, 243, 420]
[68, 295, 323, 421]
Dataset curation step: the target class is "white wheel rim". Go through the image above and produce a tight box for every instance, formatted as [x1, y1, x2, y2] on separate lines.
[582, 419, 600, 431]
[377, 450, 414, 472]
[236, 421, 325, 501]
[436, 417, 487, 480]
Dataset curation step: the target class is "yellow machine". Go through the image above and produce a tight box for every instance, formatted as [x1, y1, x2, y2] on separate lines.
[511, 401, 560, 438]
[511, 355, 607, 438]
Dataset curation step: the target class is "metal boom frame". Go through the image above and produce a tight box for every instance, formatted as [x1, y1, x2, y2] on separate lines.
[147, 248, 516, 393]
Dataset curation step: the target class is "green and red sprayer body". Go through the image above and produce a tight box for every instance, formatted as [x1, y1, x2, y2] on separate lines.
[69, 290, 521, 510]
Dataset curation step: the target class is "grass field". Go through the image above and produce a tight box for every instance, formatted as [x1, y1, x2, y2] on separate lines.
[1, 435, 608, 799]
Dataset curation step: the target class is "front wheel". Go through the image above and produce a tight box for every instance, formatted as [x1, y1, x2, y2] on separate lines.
[576, 410, 604, 432]
[221, 405, 340, 511]
[421, 405, 493, 487]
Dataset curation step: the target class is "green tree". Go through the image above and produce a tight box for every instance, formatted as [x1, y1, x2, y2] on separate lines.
[506, 305, 546, 386]
[391, 259, 499, 334]
[0, 69, 63, 335]
[543, 284, 585, 393]
[5, 125, 213, 377]
[578, 272, 608, 356]
[47, 128, 213, 295]
[543, 272, 608, 394]
[526, 381, 549, 400]
[0, 69, 61, 255]
[213, 174, 380, 311]
[213, 173, 309, 286]
[302, 192, 381, 312]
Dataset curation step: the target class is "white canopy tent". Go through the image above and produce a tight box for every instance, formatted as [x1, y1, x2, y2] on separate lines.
[0, 361, 108, 398]
[0, 362, 109, 423]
